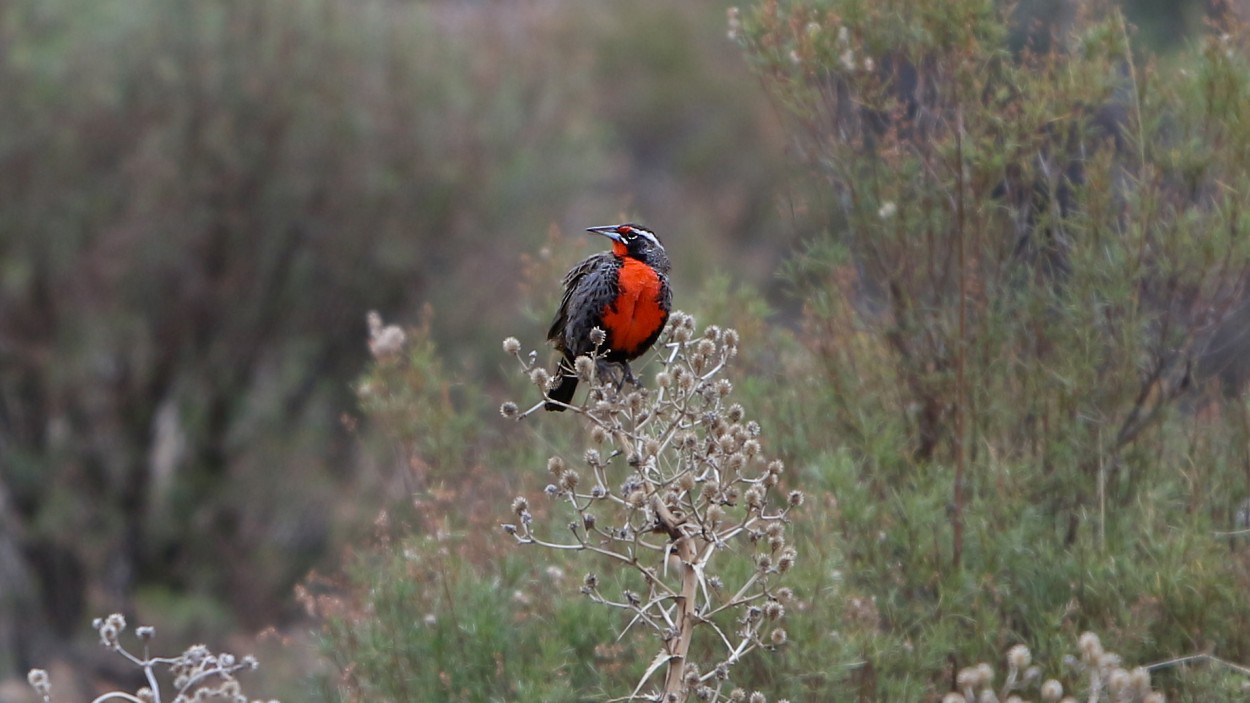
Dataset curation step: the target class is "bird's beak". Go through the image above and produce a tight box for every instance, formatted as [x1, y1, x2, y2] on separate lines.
[586, 225, 625, 244]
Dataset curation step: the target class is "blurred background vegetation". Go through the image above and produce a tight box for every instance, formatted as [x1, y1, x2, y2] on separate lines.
[4, 0, 1250, 701]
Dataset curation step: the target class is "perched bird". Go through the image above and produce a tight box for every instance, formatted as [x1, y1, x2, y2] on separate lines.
[545, 224, 672, 411]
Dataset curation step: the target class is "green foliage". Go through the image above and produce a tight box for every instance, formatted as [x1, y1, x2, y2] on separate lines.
[729, 0, 1250, 698]
[318, 536, 643, 703]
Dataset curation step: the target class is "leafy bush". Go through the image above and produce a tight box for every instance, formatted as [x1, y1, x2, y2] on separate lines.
[729, 0, 1250, 698]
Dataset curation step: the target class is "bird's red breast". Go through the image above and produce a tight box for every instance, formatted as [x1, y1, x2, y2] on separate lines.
[602, 258, 667, 355]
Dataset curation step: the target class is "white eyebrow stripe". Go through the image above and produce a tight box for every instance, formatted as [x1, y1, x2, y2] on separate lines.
[633, 228, 660, 247]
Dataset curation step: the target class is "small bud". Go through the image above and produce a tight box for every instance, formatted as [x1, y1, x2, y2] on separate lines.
[702, 477, 720, 497]
[975, 662, 994, 687]
[502, 523, 517, 535]
[136, 625, 155, 640]
[589, 327, 607, 346]
[27, 669, 50, 697]
[582, 512, 596, 529]
[137, 687, 155, 703]
[502, 337, 521, 354]
[706, 504, 725, 525]
[644, 438, 661, 457]
[1078, 632, 1103, 661]
[585, 448, 601, 467]
[777, 547, 797, 573]
[590, 424, 608, 444]
[500, 401, 519, 418]
[511, 496, 529, 515]
[584, 573, 599, 589]
[1108, 668, 1130, 696]
[628, 490, 646, 508]
[764, 601, 785, 620]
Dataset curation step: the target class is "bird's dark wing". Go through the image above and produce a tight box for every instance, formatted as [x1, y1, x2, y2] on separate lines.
[547, 252, 621, 357]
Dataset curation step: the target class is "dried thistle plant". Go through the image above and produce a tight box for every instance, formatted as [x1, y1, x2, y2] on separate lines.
[27, 614, 276, 703]
[501, 311, 800, 703]
[945, 633, 1166, 703]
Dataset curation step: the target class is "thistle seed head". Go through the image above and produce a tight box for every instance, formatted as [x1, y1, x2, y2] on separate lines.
[511, 496, 529, 515]
[1008, 644, 1031, 672]
[574, 355, 595, 380]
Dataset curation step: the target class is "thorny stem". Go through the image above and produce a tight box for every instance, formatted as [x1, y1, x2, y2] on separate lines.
[661, 536, 699, 697]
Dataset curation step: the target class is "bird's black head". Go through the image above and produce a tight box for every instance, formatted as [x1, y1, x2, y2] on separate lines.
[586, 223, 670, 273]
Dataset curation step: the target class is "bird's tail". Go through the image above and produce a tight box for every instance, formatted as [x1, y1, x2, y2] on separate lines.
[544, 354, 578, 411]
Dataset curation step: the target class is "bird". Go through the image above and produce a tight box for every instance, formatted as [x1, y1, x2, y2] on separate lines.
[545, 224, 672, 411]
